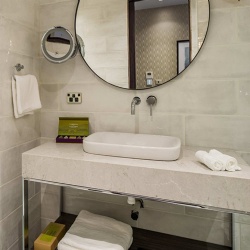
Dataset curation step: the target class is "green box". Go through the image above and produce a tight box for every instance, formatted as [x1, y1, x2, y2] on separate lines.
[58, 117, 89, 136]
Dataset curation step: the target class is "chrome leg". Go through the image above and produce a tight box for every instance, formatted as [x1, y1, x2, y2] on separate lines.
[232, 213, 236, 250]
[22, 178, 29, 250]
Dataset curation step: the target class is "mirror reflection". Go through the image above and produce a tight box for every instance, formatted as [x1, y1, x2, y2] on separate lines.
[76, 0, 210, 89]
[41, 26, 77, 63]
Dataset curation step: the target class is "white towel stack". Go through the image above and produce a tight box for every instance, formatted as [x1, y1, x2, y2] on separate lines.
[195, 149, 241, 172]
[58, 210, 133, 250]
[12, 75, 42, 118]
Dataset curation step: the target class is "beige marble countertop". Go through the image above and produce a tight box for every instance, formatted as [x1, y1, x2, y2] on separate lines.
[22, 142, 250, 213]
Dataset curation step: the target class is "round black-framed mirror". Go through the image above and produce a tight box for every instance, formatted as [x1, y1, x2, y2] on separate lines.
[75, 0, 210, 90]
[41, 26, 77, 64]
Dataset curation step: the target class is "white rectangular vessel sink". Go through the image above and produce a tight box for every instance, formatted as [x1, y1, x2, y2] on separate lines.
[83, 132, 181, 161]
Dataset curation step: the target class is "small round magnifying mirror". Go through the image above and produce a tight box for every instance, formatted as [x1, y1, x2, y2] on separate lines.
[41, 26, 77, 63]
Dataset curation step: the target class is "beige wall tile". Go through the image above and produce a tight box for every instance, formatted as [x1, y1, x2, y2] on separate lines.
[0, 114, 40, 151]
[186, 115, 250, 150]
[237, 6, 250, 42]
[0, 1, 40, 249]
[28, 193, 41, 230]
[28, 222, 41, 249]
[94, 113, 135, 133]
[139, 209, 231, 246]
[207, 8, 237, 45]
[39, 1, 77, 32]
[8, 238, 22, 250]
[0, 140, 39, 186]
[63, 187, 129, 206]
[0, 51, 38, 83]
[40, 56, 99, 85]
[0, 17, 36, 57]
[238, 80, 250, 115]
[41, 191, 60, 220]
[137, 80, 237, 115]
[40, 111, 61, 138]
[0, 81, 13, 117]
[41, 218, 54, 231]
[39, 0, 71, 5]
[138, 113, 184, 143]
[41, 183, 61, 194]
[185, 206, 231, 221]
[184, 44, 250, 80]
[143, 200, 185, 215]
[40, 84, 59, 110]
[0, 207, 22, 250]
[0, 177, 22, 220]
[63, 194, 137, 227]
[240, 152, 250, 165]
[0, 0, 37, 28]
[209, 0, 242, 9]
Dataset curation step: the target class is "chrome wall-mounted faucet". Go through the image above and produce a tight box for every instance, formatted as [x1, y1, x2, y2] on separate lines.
[146, 95, 157, 116]
[131, 97, 141, 115]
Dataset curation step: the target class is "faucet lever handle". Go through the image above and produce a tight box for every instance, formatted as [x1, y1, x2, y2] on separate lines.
[146, 95, 157, 116]
[150, 104, 153, 116]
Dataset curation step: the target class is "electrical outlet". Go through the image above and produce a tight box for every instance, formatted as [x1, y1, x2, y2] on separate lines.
[67, 92, 82, 104]
[155, 79, 162, 85]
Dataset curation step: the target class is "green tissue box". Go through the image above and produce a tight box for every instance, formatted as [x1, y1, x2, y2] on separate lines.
[56, 117, 89, 143]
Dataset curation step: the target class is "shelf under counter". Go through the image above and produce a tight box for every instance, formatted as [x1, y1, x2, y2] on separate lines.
[55, 212, 231, 250]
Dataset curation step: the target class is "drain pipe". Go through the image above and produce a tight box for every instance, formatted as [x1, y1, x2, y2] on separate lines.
[127, 197, 144, 221]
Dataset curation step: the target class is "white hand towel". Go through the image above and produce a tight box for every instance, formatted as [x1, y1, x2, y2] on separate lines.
[12, 77, 33, 118]
[58, 210, 133, 250]
[209, 149, 241, 172]
[59, 233, 125, 250]
[12, 75, 42, 118]
[195, 150, 225, 171]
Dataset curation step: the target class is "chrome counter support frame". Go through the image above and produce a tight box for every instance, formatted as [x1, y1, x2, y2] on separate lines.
[22, 178, 243, 250]
[22, 178, 29, 250]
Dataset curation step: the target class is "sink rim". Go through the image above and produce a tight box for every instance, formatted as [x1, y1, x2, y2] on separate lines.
[83, 132, 181, 161]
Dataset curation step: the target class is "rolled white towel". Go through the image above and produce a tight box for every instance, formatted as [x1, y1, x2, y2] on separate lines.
[209, 149, 241, 172]
[195, 150, 225, 171]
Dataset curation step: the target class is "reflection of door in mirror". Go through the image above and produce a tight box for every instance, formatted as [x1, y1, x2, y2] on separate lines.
[131, 0, 190, 89]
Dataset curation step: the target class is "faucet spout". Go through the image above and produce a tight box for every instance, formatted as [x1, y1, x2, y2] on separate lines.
[131, 97, 141, 115]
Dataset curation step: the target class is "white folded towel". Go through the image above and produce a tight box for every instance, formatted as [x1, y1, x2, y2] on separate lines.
[12, 75, 42, 118]
[195, 150, 225, 171]
[209, 149, 241, 171]
[195, 150, 241, 171]
[58, 210, 133, 250]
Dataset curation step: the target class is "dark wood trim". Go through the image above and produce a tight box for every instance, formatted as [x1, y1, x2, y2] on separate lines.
[128, 1, 136, 89]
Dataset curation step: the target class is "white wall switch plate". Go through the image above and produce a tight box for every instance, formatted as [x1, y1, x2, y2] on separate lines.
[67, 92, 82, 104]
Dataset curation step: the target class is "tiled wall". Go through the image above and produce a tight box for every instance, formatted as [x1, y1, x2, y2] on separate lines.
[76, 0, 129, 88]
[0, 0, 41, 249]
[37, 0, 250, 249]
